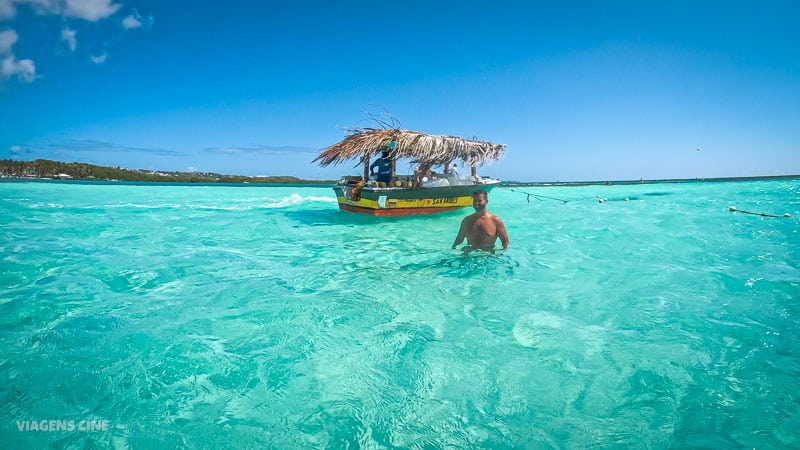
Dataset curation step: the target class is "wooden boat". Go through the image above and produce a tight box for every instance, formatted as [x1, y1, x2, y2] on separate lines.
[315, 128, 505, 216]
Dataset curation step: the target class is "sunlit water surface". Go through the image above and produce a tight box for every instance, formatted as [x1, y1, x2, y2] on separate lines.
[1, 179, 798, 448]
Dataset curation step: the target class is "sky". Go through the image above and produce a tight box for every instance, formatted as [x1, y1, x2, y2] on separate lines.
[1, 0, 798, 182]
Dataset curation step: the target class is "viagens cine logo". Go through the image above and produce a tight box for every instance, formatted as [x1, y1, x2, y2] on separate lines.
[15, 419, 109, 432]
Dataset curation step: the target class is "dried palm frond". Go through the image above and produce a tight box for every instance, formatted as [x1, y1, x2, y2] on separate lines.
[313, 128, 506, 167]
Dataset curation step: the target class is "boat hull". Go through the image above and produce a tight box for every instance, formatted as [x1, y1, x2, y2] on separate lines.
[333, 180, 500, 216]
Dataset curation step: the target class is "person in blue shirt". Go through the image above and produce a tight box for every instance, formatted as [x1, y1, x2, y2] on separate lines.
[370, 150, 393, 184]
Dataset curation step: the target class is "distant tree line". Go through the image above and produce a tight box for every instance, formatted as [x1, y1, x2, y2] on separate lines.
[0, 159, 333, 184]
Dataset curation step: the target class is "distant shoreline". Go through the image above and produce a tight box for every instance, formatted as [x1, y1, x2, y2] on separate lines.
[0, 159, 335, 185]
[503, 174, 800, 187]
[0, 177, 336, 188]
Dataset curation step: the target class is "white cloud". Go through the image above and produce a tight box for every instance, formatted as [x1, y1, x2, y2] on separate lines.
[1, 54, 36, 82]
[0, 0, 16, 20]
[10, 0, 120, 21]
[1, 1, 150, 86]
[89, 51, 106, 64]
[121, 12, 141, 29]
[12, 0, 60, 17]
[122, 9, 153, 30]
[61, 27, 76, 51]
[0, 29, 34, 83]
[0, 29, 17, 55]
[8, 144, 32, 158]
[204, 145, 319, 156]
[64, 0, 121, 21]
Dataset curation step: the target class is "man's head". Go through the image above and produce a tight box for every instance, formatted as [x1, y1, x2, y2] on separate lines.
[472, 190, 488, 211]
[381, 150, 390, 158]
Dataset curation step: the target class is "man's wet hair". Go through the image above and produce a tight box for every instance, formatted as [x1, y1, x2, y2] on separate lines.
[472, 190, 488, 200]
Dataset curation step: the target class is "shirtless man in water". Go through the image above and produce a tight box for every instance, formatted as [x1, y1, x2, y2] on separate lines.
[452, 190, 509, 251]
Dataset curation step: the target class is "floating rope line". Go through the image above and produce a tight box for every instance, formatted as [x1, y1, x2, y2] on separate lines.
[504, 188, 569, 204]
[729, 206, 792, 218]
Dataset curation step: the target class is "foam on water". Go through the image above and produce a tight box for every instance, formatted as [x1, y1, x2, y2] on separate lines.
[1, 179, 799, 448]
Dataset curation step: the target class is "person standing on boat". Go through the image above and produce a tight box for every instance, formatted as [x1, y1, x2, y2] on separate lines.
[370, 150, 393, 184]
[452, 190, 509, 252]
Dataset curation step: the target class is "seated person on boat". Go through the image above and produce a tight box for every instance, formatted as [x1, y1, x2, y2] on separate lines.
[414, 162, 434, 186]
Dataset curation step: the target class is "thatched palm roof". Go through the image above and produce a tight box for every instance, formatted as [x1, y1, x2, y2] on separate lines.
[314, 128, 506, 167]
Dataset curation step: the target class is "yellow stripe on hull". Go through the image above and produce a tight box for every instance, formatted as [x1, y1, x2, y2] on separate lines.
[335, 195, 473, 210]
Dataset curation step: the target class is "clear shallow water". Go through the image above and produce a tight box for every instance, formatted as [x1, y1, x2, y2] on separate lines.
[1, 179, 798, 449]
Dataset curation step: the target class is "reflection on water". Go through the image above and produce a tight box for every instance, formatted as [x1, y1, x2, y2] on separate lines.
[397, 247, 519, 278]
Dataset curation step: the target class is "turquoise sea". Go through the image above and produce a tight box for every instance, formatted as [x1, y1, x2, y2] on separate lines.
[1, 179, 799, 449]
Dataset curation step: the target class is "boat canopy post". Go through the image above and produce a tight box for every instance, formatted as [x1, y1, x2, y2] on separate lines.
[362, 154, 370, 180]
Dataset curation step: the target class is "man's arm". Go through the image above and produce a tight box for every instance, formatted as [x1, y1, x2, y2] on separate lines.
[452, 220, 467, 249]
[495, 217, 509, 250]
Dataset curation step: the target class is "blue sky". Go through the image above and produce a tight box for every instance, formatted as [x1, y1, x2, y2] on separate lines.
[1, 1, 798, 182]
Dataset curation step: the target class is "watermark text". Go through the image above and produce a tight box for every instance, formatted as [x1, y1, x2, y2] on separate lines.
[15, 419, 109, 432]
